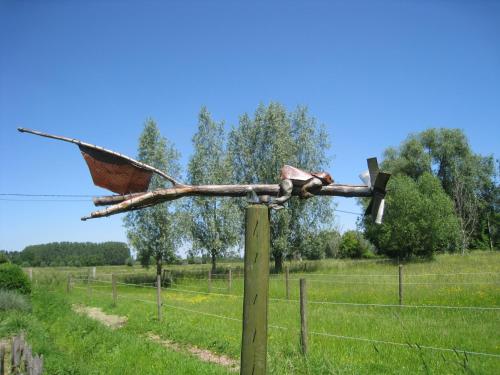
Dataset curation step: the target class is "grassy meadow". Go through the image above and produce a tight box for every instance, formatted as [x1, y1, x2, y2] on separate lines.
[3, 251, 499, 374]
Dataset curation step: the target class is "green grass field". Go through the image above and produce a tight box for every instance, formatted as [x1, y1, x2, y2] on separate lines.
[3, 251, 499, 374]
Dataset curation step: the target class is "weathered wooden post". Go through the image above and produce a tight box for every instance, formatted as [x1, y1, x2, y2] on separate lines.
[87, 269, 92, 300]
[67, 274, 71, 293]
[156, 274, 162, 321]
[398, 264, 403, 305]
[240, 204, 270, 375]
[28, 268, 33, 281]
[208, 269, 212, 293]
[112, 274, 117, 307]
[300, 278, 308, 355]
[0, 344, 5, 375]
[92, 266, 96, 279]
[228, 268, 232, 292]
[285, 265, 290, 300]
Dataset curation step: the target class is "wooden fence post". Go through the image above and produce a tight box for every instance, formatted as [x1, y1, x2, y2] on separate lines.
[87, 269, 92, 300]
[156, 274, 162, 321]
[228, 268, 232, 292]
[28, 268, 33, 281]
[67, 274, 71, 293]
[300, 278, 308, 355]
[399, 264, 403, 305]
[285, 266, 290, 300]
[240, 204, 270, 375]
[92, 267, 96, 279]
[208, 269, 212, 293]
[112, 274, 117, 307]
[0, 344, 5, 375]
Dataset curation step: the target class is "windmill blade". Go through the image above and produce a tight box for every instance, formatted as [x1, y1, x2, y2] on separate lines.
[17, 128, 180, 194]
[367, 157, 379, 187]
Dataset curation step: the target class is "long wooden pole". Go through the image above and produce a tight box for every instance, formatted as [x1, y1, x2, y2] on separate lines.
[240, 204, 270, 375]
[85, 184, 372, 220]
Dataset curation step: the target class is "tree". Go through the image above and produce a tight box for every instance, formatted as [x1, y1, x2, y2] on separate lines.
[187, 108, 240, 272]
[363, 173, 460, 259]
[123, 119, 182, 277]
[228, 103, 334, 271]
[382, 128, 496, 251]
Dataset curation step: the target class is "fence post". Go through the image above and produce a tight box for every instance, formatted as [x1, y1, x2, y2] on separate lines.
[67, 275, 71, 293]
[208, 269, 212, 293]
[28, 268, 33, 281]
[240, 204, 270, 375]
[112, 274, 117, 307]
[228, 268, 232, 292]
[156, 274, 162, 321]
[285, 266, 290, 300]
[399, 264, 403, 305]
[300, 278, 308, 355]
[87, 269, 92, 300]
[0, 344, 5, 375]
[92, 267, 96, 279]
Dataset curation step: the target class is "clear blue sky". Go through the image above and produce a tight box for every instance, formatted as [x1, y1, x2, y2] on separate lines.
[1, 0, 499, 253]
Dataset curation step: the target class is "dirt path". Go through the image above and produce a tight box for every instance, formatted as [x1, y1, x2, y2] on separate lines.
[71, 304, 238, 372]
[72, 304, 128, 329]
[146, 333, 239, 373]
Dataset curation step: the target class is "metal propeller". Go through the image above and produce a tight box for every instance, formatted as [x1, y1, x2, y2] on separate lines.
[359, 158, 391, 224]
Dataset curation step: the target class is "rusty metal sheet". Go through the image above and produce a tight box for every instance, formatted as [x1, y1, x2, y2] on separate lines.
[280, 165, 313, 181]
[79, 145, 152, 194]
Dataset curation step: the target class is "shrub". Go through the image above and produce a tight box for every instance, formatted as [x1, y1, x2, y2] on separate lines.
[125, 257, 134, 267]
[0, 263, 31, 294]
[0, 290, 31, 312]
[0, 252, 9, 264]
[339, 231, 375, 259]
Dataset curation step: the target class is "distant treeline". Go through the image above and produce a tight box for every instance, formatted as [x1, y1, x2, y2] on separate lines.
[3, 242, 130, 267]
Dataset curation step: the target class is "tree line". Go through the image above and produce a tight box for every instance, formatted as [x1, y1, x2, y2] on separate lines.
[125, 102, 498, 277]
[2, 242, 130, 267]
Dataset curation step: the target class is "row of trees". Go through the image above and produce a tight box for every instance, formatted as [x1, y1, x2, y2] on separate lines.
[124, 103, 334, 276]
[125, 105, 499, 275]
[2, 242, 130, 267]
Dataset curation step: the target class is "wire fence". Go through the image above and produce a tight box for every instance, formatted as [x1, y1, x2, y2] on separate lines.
[70, 281, 500, 359]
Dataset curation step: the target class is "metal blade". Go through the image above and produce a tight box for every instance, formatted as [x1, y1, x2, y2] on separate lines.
[367, 158, 379, 188]
[375, 199, 385, 224]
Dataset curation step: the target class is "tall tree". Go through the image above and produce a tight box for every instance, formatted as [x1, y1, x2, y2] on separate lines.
[187, 108, 240, 272]
[382, 128, 496, 251]
[228, 103, 333, 271]
[123, 119, 182, 277]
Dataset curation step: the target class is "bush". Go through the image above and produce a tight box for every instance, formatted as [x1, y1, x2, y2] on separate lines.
[0, 252, 9, 264]
[0, 263, 31, 294]
[0, 290, 31, 312]
[339, 231, 375, 259]
[125, 257, 134, 267]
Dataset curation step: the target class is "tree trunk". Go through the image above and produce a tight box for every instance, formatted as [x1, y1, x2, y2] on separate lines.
[274, 252, 283, 273]
[156, 255, 162, 281]
[211, 252, 217, 273]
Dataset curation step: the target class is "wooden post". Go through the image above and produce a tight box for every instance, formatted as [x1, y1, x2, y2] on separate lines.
[285, 266, 290, 300]
[28, 268, 33, 281]
[228, 268, 232, 292]
[156, 274, 162, 321]
[87, 269, 92, 300]
[92, 267, 96, 279]
[0, 344, 5, 375]
[208, 269, 212, 293]
[398, 264, 403, 305]
[67, 274, 71, 293]
[300, 278, 308, 355]
[112, 274, 117, 307]
[240, 204, 270, 375]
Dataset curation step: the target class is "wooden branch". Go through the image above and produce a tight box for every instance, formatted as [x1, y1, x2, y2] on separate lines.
[82, 183, 371, 220]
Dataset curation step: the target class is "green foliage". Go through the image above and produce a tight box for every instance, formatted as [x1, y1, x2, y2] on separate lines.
[124, 119, 183, 273]
[228, 103, 334, 271]
[0, 290, 31, 312]
[339, 231, 375, 259]
[301, 229, 342, 260]
[382, 128, 497, 251]
[0, 251, 9, 264]
[0, 263, 31, 294]
[187, 108, 240, 271]
[364, 173, 460, 259]
[125, 257, 134, 267]
[15, 241, 130, 267]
